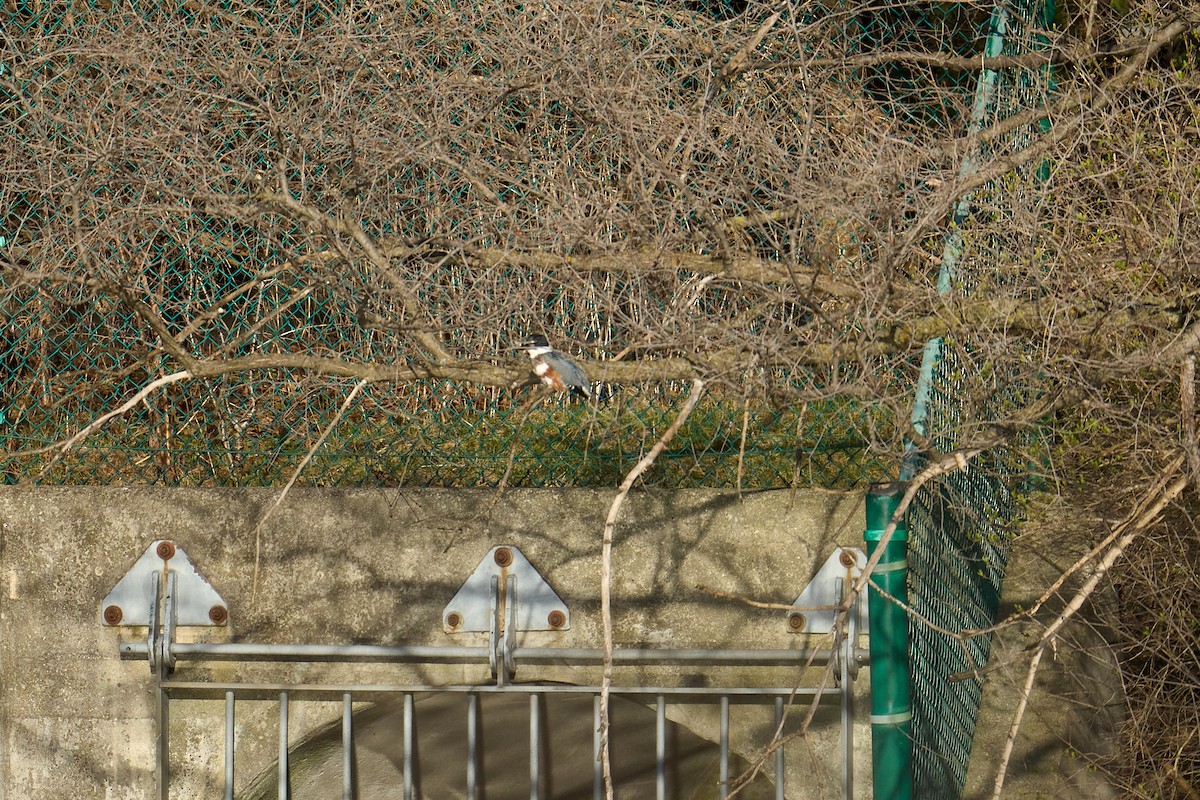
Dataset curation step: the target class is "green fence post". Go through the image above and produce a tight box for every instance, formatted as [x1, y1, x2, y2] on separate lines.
[865, 482, 912, 800]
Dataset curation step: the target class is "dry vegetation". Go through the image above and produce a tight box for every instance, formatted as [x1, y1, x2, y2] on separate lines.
[2, 0, 1199, 794]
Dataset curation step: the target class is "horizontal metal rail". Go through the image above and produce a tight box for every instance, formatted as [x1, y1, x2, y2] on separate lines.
[513, 646, 867, 665]
[122, 641, 491, 662]
[123, 640, 868, 667]
[161, 680, 848, 700]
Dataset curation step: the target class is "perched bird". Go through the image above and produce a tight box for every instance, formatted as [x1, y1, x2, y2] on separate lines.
[516, 334, 592, 399]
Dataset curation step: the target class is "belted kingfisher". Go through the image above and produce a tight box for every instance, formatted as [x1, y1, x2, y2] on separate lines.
[516, 334, 592, 399]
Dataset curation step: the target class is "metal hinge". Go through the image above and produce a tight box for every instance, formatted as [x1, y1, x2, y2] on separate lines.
[100, 540, 228, 675]
[443, 545, 570, 684]
[785, 546, 869, 635]
[786, 546, 869, 681]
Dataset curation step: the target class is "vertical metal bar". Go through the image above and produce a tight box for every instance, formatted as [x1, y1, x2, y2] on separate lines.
[342, 693, 353, 800]
[278, 692, 289, 800]
[488, 576, 500, 683]
[719, 695, 730, 800]
[156, 684, 169, 800]
[529, 693, 541, 800]
[593, 695, 603, 800]
[466, 693, 479, 800]
[224, 691, 235, 800]
[774, 697, 785, 800]
[403, 693, 415, 800]
[655, 695, 666, 800]
[148, 569, 168, 800]
[502, 575, 518, 686]
[843, 593, 856, 800]
[842, 644, 854, 800]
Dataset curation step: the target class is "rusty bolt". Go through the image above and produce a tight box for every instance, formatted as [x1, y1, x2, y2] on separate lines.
[156, 541, 176, 560]
[446, 611, 463, 629]
[787, 612, 806, 632]
[208, 605, 228, 625]
[547, 610, 566, 629]
[103, 605, 124, 625]
[839, 550, 857, 568]
[493, 547, 513, 567]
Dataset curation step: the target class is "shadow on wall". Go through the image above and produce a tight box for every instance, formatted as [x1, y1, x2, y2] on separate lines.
[239, 690, 778, 799]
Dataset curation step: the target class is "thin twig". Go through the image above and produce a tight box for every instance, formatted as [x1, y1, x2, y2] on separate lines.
[250, 379, 370, 601]
[736, 388, 751, 500]
[1030, 469, 1189, 652]
[990, 645, 1045, 800]
[701, 9, 782, 107]
[988, 454, 1190, 797]
[33, 370, 194, 474]
[969, 454, 1187, 642]
[695, 584, 840, 612]
[787, 402, 809, 508]
[1182, 355, 1199, 486]
[956, 452, 1190, 685]
[843, 449, 981, 610]
[440, 386, 554, 552]
[898, 12, 1199, 261]
[599, 378, 705, 800]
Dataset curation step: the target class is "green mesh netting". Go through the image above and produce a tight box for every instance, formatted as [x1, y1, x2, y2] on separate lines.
[901, 2, 1055, 797]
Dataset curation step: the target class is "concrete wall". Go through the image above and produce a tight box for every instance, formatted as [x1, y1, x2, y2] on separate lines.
[0, 486, 872, 799]
[962, 517, 1124, 800]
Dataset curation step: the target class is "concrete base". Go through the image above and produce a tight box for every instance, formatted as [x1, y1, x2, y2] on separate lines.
[0, 486, 870, 799]
[962, 507, 1124, 800]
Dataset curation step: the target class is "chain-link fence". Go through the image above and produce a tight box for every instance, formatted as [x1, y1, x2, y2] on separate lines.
[2, 0, 922, 489]
[901, 2, 1055, 797]
[3, 1, 1054, 797]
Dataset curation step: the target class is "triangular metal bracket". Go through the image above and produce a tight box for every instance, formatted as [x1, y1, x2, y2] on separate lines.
[786, 546, 869, 634]
[443, 545, 569, 633]
[100, 540, 228, 627]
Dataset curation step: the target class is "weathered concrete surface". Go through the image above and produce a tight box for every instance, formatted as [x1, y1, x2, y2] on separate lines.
[962, 514, 1124, 800]
[0, 486, 871, 799]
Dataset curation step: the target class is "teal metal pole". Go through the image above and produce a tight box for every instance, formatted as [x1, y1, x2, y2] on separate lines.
[902, 6, 1009, 482]
[865, 483, 912, 800]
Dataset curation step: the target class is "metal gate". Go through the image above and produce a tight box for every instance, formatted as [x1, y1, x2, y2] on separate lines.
[102, 541, 869, 799]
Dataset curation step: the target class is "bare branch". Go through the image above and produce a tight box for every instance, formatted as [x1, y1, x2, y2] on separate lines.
[34, 371, 194, 471]
[906, 12, 1200, 254]
[990, 645, 1046, 800]
[599, 378, 705, 799]
[1030, 458, 1190, 653]
[1184, 355, 1200, 486]
[249, 379, 370, 599]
